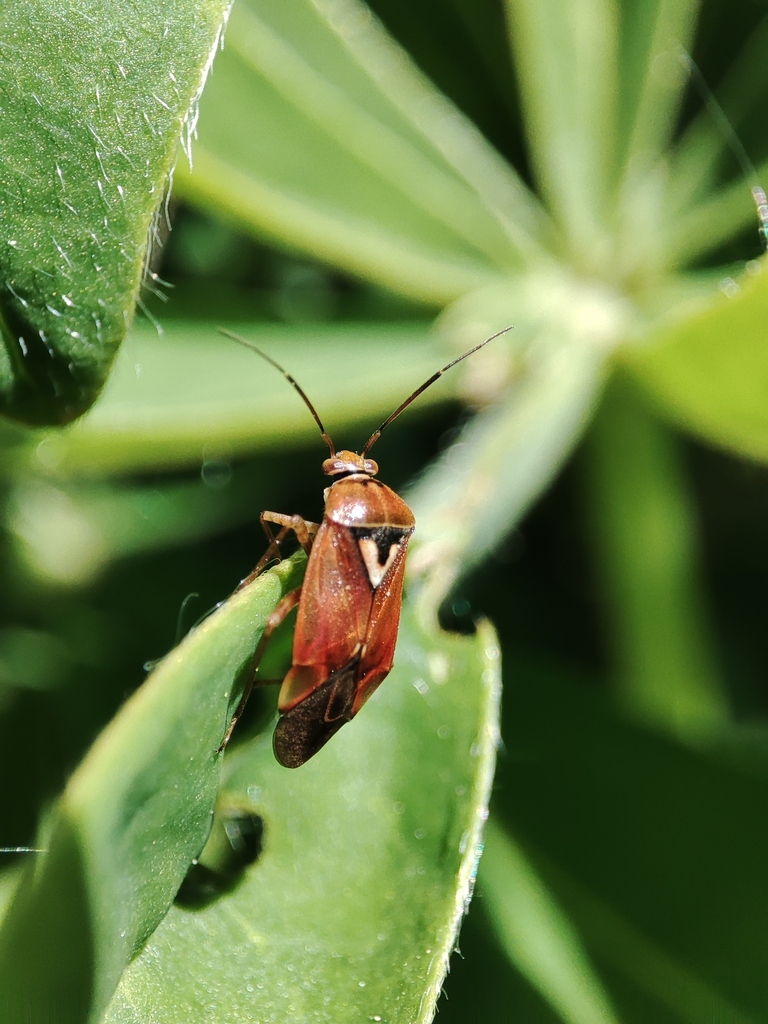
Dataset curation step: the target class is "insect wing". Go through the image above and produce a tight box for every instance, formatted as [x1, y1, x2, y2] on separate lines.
[354, 530, 411, 713]
[278, 518, 373, 713]
[274, 660, 359, 768]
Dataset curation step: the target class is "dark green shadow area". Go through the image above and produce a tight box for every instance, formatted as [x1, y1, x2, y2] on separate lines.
[0, 814, 93, 1024]
[503, 659, 768, 1019]
[0, 293, 107, 425]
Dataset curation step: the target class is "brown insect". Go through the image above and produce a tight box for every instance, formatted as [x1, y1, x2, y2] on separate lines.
[221, 327, 511, 767]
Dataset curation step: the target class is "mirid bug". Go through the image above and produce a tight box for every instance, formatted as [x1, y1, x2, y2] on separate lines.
[220, 327, 511, 768]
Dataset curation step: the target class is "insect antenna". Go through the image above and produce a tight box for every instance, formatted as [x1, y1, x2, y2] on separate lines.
[220, 329, 336, 457]
[361, 326, 513, 456]
[679, 49, 768, 251]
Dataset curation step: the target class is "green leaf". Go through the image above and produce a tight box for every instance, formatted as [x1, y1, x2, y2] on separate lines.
[608, 0, 701, 279]
[625, 261, 768, 462]
[502, 659, 768, 1021]
[613, 0, 700, 177]
[581, 375, 728, 739]
[175, 0, 548, 304]
[504, 0, 619, 262]
[7, 471, 262, 587]
[667, 20, 768, 212]
[0, 553, 304, 1024]
[0, 541, 500, 1024]
[481, 821, 621, 1024]
[104, 614, 501, 1024]
[534, 855, 757, 1024]
[408, 333, 605, 591]
[0, 865, 23, 921]
[666, 162, 768, 265]
[0, 0, 231, 425]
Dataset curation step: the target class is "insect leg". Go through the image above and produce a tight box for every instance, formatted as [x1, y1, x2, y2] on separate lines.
[237, 513, 319, 590]
[261, 511, 318, 555]
[219, 585, 303, 752]
[237, 524, 292, 589]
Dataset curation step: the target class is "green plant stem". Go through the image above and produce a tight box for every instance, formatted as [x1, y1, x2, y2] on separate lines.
[582, 374, 728, 740]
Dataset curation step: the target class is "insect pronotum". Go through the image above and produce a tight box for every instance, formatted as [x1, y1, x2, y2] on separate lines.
[220, 326, 512, 767]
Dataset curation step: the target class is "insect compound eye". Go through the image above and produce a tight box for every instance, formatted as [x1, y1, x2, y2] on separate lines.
[322, 457, 345, 476]
[363, 458, 379, 475]
[322, 451, 371, 476]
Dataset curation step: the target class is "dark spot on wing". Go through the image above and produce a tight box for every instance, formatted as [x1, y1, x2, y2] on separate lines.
[274, 659, 360, 768]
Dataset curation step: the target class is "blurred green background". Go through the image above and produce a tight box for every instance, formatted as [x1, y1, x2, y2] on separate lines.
[3, 0, 768, 1020]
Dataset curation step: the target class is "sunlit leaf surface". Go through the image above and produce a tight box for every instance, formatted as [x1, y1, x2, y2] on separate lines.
[626, 263, 768, 463]
[105, 614, 500, 1024]
[0, 0, 231, 424]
